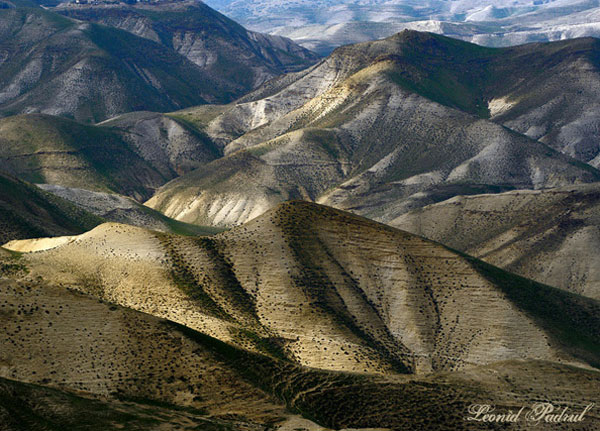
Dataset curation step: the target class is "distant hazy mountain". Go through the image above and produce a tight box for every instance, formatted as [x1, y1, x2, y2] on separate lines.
[146, 32, 600, 228]
[0, 2, 317, 122]
[204, 0, 600, 54]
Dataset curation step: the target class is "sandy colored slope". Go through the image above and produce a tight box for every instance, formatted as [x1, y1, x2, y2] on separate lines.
[392, 183, 600, 300]
[0, 278, 286, 423]
[4, 202, 600, 377]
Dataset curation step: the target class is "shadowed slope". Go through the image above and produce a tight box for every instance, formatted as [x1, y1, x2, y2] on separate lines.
[0, 171, 102, 244]
[38, 184, 223, 237]
[57, 0, 319, 89]
[0, 5, 266, 122]
[0, 113, 219, 200]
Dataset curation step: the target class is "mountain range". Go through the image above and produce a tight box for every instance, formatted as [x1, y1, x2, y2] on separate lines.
[0, 1, 317, 122]
[2, 1, 600, 428]
[204, 0, 600, 55]
[146, 31, 600, 228]
[2, 202, 600, 429]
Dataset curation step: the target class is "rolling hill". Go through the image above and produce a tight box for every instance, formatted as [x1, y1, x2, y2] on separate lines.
[147, 31, 600, 227]
[0, 167, 218, 245]
[5, 201, 600, 375]
[0, 113, 219, 200]
[39, 183, 223, 236]
[2, 272, 599, 430]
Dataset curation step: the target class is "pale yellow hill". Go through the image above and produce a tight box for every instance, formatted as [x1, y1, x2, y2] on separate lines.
[5, 202, 600, 376]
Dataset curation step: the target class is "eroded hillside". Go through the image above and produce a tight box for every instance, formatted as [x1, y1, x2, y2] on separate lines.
[393, 183, 600, 300]
[149, 33, 600, 226]
[5, 202, 600, 376]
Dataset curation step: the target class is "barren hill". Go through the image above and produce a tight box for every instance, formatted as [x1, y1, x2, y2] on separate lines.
[5, 202, 600, 376]
[148, 32, 600, 227]
[393, 183, 600, 300]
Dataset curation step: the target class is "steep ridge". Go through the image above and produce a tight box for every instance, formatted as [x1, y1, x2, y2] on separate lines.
[149, 33, 600, 226]
[0, 171, 102, 244]
[0, 113, 218, 200]
[392, 183, 600, 300]
[56, 0, 319, 89]
[0, 4, 286, 122]
[5, 202, 600, 376]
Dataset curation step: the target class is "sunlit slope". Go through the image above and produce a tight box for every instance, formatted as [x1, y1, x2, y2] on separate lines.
[151, 32, 600, 227]
[6, 201, 600, 375]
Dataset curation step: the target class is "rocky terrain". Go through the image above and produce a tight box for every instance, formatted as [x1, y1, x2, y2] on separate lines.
[393, 183, 600, 301]
[57, 0, 319, 88]
[0, 1, 317, 122]
[1, 201, 600, 429]
[147, 31, 600, 227]
[205, 0, 600, 55]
